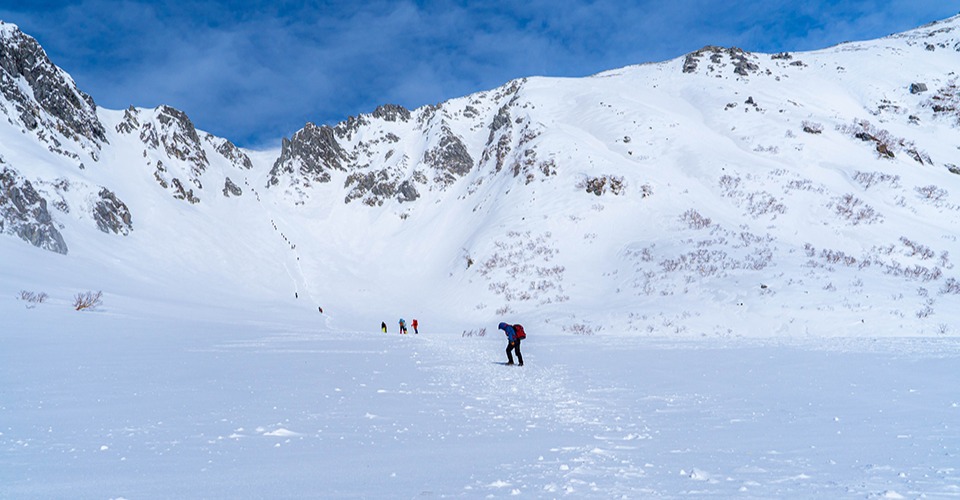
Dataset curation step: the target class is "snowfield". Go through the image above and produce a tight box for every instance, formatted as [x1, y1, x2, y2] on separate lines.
[3, 301, 958, 498]
[3, 14, 960, 499]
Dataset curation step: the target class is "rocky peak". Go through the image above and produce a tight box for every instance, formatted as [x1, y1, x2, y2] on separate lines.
[117, 105, 210, 176]
[267, 122, 352, 188]
[372, 104, 411, 122]
[0, 21, 106, 157]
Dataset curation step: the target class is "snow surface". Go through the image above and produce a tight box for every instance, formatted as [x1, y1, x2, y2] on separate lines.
[2, 302, 959, 497]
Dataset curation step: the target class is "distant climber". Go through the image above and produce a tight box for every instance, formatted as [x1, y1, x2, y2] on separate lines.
[399, 318, 408, 334]
[381, 321, 387, 333]
[412, 319, 419, 334]
[498, 322, 524, 366]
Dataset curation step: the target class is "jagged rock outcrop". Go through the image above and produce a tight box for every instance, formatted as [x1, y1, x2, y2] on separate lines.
[93, 188, 132, 235]
[267, 123, 352, 187]
[396, 179, 420, 202]
[480, 103, 515, 173]
[0, 166, 67, 254]
[372, 104, 411, 122]
[344, 169, 397, 205]
[683, 46, 760, 76]
[423, 124, 473, 187]
[223, 177, 242, 197]
[581, 175, 626, 196]
[148, 105, 209, 174]
[117, 105, 212, 203]
[0, 22, 106, 160]
[116, 105, 209, 175]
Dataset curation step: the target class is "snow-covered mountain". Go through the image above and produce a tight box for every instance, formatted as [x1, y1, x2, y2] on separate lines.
[3, 16, 960, 336]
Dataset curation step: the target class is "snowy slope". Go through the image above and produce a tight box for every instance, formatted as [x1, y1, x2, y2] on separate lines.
[2, 17, 960, 336]
[255, 15, 960, 336]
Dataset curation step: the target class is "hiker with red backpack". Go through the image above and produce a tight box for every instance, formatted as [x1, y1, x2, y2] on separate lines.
[498, 322, 525, 366]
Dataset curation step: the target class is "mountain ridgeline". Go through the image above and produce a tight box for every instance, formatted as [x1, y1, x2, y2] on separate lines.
[2, 16, 960, 335]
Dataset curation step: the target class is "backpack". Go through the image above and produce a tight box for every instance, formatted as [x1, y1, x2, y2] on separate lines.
[513, 324, 526, 340]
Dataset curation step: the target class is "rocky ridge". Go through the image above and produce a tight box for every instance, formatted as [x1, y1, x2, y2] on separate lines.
[0, 21, 105, 163]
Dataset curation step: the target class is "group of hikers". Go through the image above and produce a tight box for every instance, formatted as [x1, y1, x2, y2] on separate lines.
[382, 319, 419, 334]
[378, 319, 526, 366]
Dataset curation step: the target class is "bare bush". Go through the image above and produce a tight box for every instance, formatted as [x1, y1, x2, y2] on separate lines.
[899, 237, 935, 259]
[753, 144, 779, 154]
[941, 277, 960, 294]
[478, 231, 567, 305]
[18, 290, 49, 303]
[718, 175, 741, 197]
[680, 209, 712, 230]
[73, 290, 103, 311]
[853, 171, 900, 190]
[922, 78, 960, 125]
[461, 328, 487, 337]
[830, 194, 883, 225]
[915, 185, 948, 203]
[820, 249, 858, 267]
[837, 119, 928, 162]
[745, 191, 786, 218]
[563, 323, 596, 335]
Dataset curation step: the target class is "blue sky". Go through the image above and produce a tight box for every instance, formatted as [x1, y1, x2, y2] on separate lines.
[1, 1, 958, 148]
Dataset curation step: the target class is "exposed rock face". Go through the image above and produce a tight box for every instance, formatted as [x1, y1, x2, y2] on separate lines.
[223, 177, 242, 197]
[344, 169, 396, 205]
[208, 135, 254, 170]
[372, 104, 411, 122]
[0, 166, 67, 254]
[480, 104, 515, 173]
[397, 180, 419, 202]
[117, 104, 209, 176]
[170, 177, 200, 204]
[93, 188, 132, 235]
[271, 78, 557, 204]
[582, 175, 626, 196]
[268, 123, 351, 187]
[153, 105, 209, 174]
[682, 46, 759, 76]
[0, 22, 105, 159]
[117, 105, 214, 203]
[423, 124, 473, 187]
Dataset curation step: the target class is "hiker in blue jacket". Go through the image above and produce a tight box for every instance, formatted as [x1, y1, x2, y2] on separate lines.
[498, 322, 523, 366]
